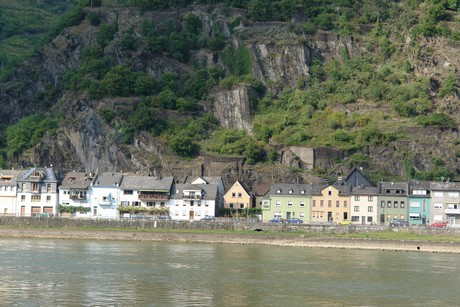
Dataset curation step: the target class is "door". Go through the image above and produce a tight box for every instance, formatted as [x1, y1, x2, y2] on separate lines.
[450, 216, 456, 227]
[361, 216, 365, 225]
[380, 214, 385, 225]
[93, 206, 97, 217]
[21, 206, 25, 216]
[328, 212, 332, 223]
[189, 211, 195, 221]
[286, 212, 291, 219]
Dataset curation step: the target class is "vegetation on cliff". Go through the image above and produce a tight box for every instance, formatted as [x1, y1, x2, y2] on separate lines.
[0, 0, 460, 183]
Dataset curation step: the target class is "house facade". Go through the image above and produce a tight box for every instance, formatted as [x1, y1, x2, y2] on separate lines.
[170, 183, 218, 221]
[408, 180, 431, 225]
[188, 176, 225, 208]
[377, 182, 409, 225]
[59, 172, 95, 218]
[118, 175, 173, 218]
[88, 172, 123, 219]
[311, 184, 351, 223]
[16, 167, 59, 216]
[223, 181, 253, 210]
[263, 184, 312, 222]
[430, 182, 460, 227]
[350, 186, 378, 225]
[0, 170, 25, 216]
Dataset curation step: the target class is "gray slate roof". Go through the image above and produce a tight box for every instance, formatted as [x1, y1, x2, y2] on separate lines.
[18, 167, 57, 183]
[351, 185, 379, 196]
[430, 181, 460, 191]
[119, 176, 174, 191]
[269, 183, 314, 196]
[0, 170, 27, 186]
[60, 172, 95, 189]
[171, 183, 218, 200]
[92, 172, 123, 187]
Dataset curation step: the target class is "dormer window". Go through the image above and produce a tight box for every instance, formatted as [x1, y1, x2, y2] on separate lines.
[289, 190, 293, 194]
[277, 189, 281, 194]
[301, 190, 305, 194]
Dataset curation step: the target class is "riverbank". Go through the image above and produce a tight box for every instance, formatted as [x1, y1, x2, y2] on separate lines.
[1, 227, 460, 253]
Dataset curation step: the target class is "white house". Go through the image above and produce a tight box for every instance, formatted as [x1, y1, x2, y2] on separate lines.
[350, 186, 378, 225]
[119, 175, 174, 218]
[188, 176, 225, 208]
[170, 183, 219, 221]
[0, 170, 26, 216]
[59, 171, 96, 218]
[88, 172, 123, 219]
[16, 167, 59, 216]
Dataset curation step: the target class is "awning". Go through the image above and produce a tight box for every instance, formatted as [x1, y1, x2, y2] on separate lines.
[409, 213, 420, 218]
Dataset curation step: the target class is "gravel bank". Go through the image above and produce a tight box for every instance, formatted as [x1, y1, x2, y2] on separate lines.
[0, 228, 459, 253]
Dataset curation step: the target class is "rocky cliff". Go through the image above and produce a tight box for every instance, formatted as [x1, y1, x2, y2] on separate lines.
[1, 3, 460, 188]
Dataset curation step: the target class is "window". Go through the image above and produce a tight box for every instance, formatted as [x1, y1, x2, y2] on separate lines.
[328, 191, 332, 196]
[393, 214, 398, 219]
[301, 190, 305, 194]
[344, 201, 347, 208]
[182, 210, 186, 216]
[276, 189, 281, 194]
[232, 192, 236, 197]
[262, 201, 270, 209]
[336, 200, 340, 208]
[368, 206, 373, 212]
[434, 203, 443, 209]
[32, 183, 39, 192]
[387, 214, 391, 221]
[353, 206, 359, 212]
[288, 190, 293, 194]
[124, 190, 133, 195]
[300, 201, 305, 207]
[46, 196, 51, 203]
[239, 203, 244, 209]
[351, 216, 359, 222]
[21, 195, 26, 202]
[328, 200, 331, 207]
[433, 192, 443, 198]
[400, 214, 405, 220]
[410, 201, 420, 208]
[393, 201, 398, 208]
[367, 217, 373, 223]
[31, 195, 41, 202]
[400, 202, 405, 208]
[21, 183, 26, 191]
[276, 201, 281, 206]
[229, 203, 234, 209]
[354, 196, 360, 201]
[300, 212, 305, 217]
[380, 201, 385, 208]
[320, 200, 324, 207]
[448, 192, 459, 198]
[387, 201, 391, 208]
[121, 201, 129, 207]
[288, 201, 293, 207]
[368, 196, 373, 201]
[46, 184, 51, 192]
[190, 201, 194, 207]
[312, 200, 316, 207]
[238, 193, 242, 197]
[147, 202, 154, 207]
[132, 201, 140, 207]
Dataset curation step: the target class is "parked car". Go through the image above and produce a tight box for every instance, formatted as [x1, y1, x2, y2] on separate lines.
[286, 218, 303, 224]
[156, 215, 172, 221]
[131, 214, 152, 220]
[337, 220, 352, 225]
[430, 221, 448, 228]
[268, 217, 283, 223]
[201, 215, 216, 221]
[389, 219, 410, 227]
[37, 213, 50, 218]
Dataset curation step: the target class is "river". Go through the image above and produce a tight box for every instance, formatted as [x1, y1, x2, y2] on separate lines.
[0, 238, 458, 306]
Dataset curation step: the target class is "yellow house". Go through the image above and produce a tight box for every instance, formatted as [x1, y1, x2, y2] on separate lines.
[311, 184, 351, 223]
[223, 181, 253, 209]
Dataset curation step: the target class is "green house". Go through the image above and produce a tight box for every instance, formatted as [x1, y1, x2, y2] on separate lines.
[262, 184, 312, 223]
[377, 182, 409, 225]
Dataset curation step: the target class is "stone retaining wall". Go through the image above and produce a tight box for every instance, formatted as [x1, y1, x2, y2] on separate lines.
[1, 217, 459, 235]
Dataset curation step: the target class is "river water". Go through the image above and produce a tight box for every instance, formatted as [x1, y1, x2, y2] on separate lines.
[0, 238, 458, 306]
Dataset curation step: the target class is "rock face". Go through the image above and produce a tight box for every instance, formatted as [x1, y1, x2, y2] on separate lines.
[210, 85, 253, 132]
[1, 4, 460, 184]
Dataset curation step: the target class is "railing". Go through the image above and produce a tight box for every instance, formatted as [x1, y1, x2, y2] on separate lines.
[445, 208, 460, 214]
[29, 175, 42, 181]
[183, 194, 201, 200]
[70, 194, 86, 200]
[138, 193, 169, 200]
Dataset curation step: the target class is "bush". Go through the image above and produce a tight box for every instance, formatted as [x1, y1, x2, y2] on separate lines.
[169, 135, 199, 157]
[416, 113, 456, 128]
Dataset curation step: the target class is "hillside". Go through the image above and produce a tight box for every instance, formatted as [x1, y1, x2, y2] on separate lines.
[0, 0, 460, 187]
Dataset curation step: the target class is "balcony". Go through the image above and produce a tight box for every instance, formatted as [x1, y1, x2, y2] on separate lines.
[139, 193, 169, 200]
[183, 194, 201, 200]
[445, 208, 460, 215]
[70, 194, 87, 200]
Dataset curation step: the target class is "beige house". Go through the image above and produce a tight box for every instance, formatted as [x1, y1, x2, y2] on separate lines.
[311, 184, 351, 223]
[223, 181, 253, 209]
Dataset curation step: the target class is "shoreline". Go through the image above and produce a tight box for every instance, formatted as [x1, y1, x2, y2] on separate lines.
[1, 227, 460, 253]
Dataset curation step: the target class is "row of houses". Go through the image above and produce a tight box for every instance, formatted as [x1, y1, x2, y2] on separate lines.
[0, 167, 459, 226]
